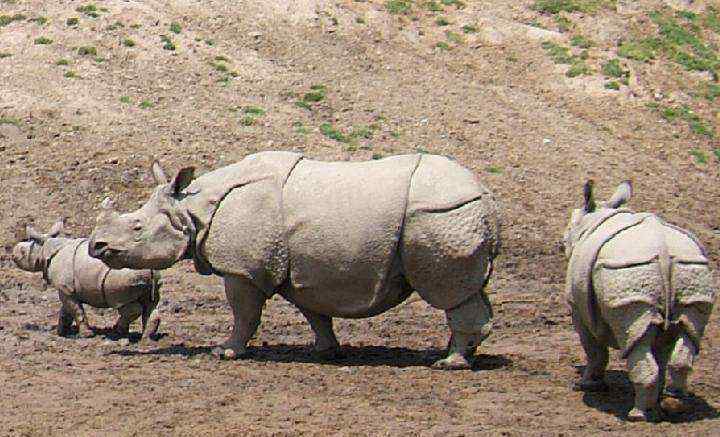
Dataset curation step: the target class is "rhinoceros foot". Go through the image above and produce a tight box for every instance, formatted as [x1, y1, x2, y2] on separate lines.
[211, 345, 249, 360]
[627, 407, 662, 422]
[432, 353, 472, 370]
[660, 394, 692, 414]
[572, 379, 609, 392]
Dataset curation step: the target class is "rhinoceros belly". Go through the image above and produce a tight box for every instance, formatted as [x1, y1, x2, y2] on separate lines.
[282, 155, 420, 318]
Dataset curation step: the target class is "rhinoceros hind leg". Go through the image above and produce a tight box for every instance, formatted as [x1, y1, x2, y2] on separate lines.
[213, 275, 266, 360]
[115, 302, 142, 337]
[626, 327, 662, 422]
[663, 331, 696, 400]
[140, 290, 161, 341]
[571, 310, 609, 391]
[297, 306, 341, 359]
[432, 292, 492, 370]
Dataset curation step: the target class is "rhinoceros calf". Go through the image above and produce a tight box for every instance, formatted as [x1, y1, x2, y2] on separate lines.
[12, 219, 161, 339]
[89, 151, 501, 369]
[563, 181, 716, 421]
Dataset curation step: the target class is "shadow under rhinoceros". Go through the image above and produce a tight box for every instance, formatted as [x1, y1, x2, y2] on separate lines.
[577, 366, 719, 423]
[113, 344, 512, 370]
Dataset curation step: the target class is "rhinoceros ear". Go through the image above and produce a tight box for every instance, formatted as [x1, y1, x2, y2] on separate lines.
[151, 160, 169, 185]
[48, 218, 64, 238]
[26, 224, 45, 243]
[583, 180, 596, 213]
[168, 167, 195, 197]
[606, 180, 632, 209]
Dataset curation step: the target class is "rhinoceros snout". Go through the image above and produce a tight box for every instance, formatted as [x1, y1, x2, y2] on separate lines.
[88, 240, 108, 259]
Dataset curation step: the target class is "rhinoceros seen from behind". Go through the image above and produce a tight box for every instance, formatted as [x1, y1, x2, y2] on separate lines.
[563, 180, 716, 421]
[89, 151, 501, 369]
[12, 219, 161, 340]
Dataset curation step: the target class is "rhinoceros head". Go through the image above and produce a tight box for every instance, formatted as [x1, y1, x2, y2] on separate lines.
[89, 161, 195, 270]
[562, 180, 633, 258]
[12, 219, 64, 272]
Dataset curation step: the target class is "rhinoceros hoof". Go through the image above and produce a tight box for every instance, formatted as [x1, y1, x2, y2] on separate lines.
[211, 346, 248, 360]
[572, 379, 609, 392]
[432, 355, 472, 370]
[627, 408, 662, 423]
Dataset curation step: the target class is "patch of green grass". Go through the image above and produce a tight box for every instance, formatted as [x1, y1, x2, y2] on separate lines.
[130, 23, 142, 29]
[355, 16, 366, 24]
[0, 13, 26, 27]
[386, 0, 412, 14]
[293, 121, 309, 134]
[570, 35, 593, 48]
[601, 58, 628, 78]
[532, 0, 612, 14]
[350, 125, 373, 140]
[0, 52, 12, 59]
[64, 70, 79, 78]
[445, 31, 464, 44]
[541, 41, 574, 64]
[160, 35, 176, 51]
[212, 62, 228, 73]
[240, 116, 256, 126]
[119, 96, 131, 104]
[66, 17, 79, 26]
[604, 80, 620, 90]
[390, 131, 401, 139]
[94, 57, 105, 63]
[214, 55, 229, 62]
[372, 153, 384, 160]
[320, 123, 348, 142]
[34, 36, 53, 45]
[139, 100, 153, 109]
[425, 1, 443, 12]
[106, 21, 124, 31]
[702, 83, 720, 101]
[462, 24, 478, 33]
[295, 101, 312, 110]
[76, 4, 100, 18]
[555, 15, 573, 32]
[485, 165, 502, 174]
[122, 38, 135, 47]
[690, 149, 707, 164]
[244, 106, 265, 116]
[436, 17, 450, 26]
[29, 16, 48, 25]
[0, 116, 20, 125]
[566, 60, 592, 77]
[658, 104, 715, 138]
[713, 148, 720, 162]
[78, 46, 97, 56]
[442, 0, 465, 7]
[704, 7, 720, 33]
[303, 85, 327, 103]
[56, 58, 70, 66]
[169, 22, 181, 34]
[618, 39, 657, 62]
[436, 41, 450, 50]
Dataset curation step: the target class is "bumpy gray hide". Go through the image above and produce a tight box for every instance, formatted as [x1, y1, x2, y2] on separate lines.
[185, 152, 500, 318]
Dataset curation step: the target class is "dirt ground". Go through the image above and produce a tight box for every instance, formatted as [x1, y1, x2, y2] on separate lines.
[1, 0, 719, 435]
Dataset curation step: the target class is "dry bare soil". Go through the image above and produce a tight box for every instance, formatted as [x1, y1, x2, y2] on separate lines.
[1, 0, 720, 435]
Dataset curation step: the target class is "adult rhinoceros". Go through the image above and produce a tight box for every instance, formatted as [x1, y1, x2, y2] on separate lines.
[89, 151, 501, 369]
[563, 180, 716, 421]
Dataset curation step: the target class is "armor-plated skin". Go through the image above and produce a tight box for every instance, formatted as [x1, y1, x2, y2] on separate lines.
[563, 181, 716, 422]
[89, 152, 501, 369]
[12, 220, 161, 339]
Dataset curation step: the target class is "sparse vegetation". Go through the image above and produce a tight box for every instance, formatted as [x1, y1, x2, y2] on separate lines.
[566, 60, 592, 77]
[702, 82, 720, 101]
[320, 123, 348, 142]
[34, 37, 53, 45]
[139, 100, 153, 109]
[436, 41, 450, 50]
[119, 96, 131, 104]
[160, 35, 176, 51]
[214, 55, 229, 62]
[485, 165, 503, 174]
[462, 24, 478, 33]
[293, 121, 309, 135]
[425, 1, 443, 12]
[690, 149, 708, 164]
[123, 38, 135, 47]
[0, 13, 26, 27]
[212, 62, 229, 73]
[244, 106, 266, 116]
[555, 16, 573, 32]
[76, 4, 100, 18]
[541, 41, 574, 64]
[66, 17, 79, 26]
[170, 22, 182, 34]
[0, 116, 20, 126]
[64, 70, 79, 78]
[0, 52, 12, 59]
[240, 116, 256, 126]
[56, 59, 70, 66]
[445, 31, 464, 44]
[532, 0, 613, 14]
[302, 85, 327, 103]
[601, 58, 628, 78]
[570, 35, 593, 49]
[604, 80, 620, 90]
[617, 39, 656, 62]
[658, 104, 714, 138]
[29, 16, 48, 25]
[436, 17, 450, 26]
[106, 21, 124, 31]
[78, 46, 97, 56]
[386, 0, 412, 14]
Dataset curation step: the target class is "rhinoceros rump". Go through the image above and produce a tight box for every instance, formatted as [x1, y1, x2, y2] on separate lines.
[563, 181, 716, 421]
[12, 219, 161, 339]
[89, 152, 500, 369]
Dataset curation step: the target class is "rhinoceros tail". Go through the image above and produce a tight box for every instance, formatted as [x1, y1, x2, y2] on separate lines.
[657, 238, 674, 330]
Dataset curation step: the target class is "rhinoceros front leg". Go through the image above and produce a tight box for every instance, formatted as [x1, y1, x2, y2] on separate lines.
[140, 291, 161, 342]
[433, 291, 492, 370]
[213, 275, 266, 360]
[571, 309, 609, 392]
[56, 291, 74, 337]
[297, 306, 341, 359]
[60, 292, 93, 338]
[626, 327, 662, 422]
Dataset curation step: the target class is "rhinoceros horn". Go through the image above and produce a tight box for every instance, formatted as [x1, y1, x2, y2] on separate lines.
[48, 218, 64, 238]
[26, 224, 45, 243]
